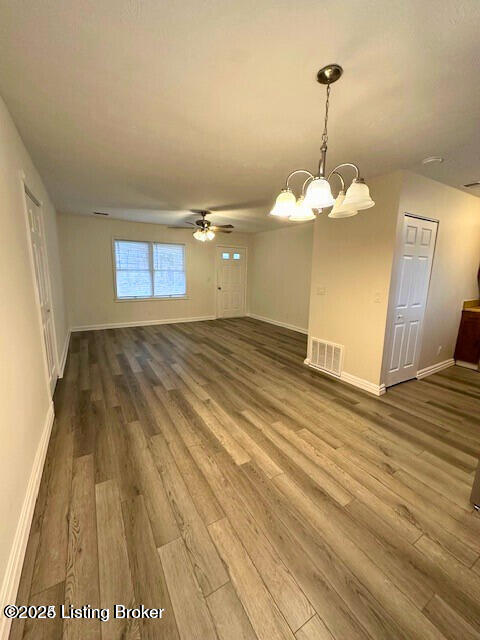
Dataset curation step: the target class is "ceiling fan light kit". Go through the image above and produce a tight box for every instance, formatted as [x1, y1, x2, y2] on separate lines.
[169, 210, 234, 242]
[193, 228, 213, 241]
[270, 64, 375, 222]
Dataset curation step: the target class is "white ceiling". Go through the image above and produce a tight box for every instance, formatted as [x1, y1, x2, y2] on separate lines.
[0, 0, 479, 232]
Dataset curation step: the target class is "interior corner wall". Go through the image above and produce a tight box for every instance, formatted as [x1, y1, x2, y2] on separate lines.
[396, 171, 480, 372]
[0, 95, 67, 607]
[58, 212, 252, 329]
[307, 171, 403, 386]
[248, 223, 314, 333]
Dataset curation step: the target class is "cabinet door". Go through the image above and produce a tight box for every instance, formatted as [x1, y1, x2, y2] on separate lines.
[454, 312, 480, 364]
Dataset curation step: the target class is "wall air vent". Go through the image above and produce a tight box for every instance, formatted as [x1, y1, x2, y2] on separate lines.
[463, 181, 480, 188]
[93, 211, 109, 216]
[309, 338, 344, 377]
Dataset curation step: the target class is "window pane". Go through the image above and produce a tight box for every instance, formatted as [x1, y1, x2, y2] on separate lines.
[154, 271, 186, 297]
[222, 252, 230, 259]
[153, 243, 186, 297]
[116, 270, 152, 298]
[153, 243, 184, 271]
[115, 240, 149, 270]
[233, 253, 240, 260]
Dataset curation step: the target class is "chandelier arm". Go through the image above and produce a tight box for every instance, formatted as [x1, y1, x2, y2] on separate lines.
[285, 169, 315, 189]
[327, 162, 360, 181]
[328, 170, 345, 192]
[301, 175, 314, 195]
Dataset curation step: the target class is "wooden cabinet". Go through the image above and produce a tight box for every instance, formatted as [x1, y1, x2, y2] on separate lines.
[454, 309, 480, 366]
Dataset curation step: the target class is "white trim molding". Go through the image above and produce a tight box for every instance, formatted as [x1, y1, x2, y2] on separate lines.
[341, 371, 386, 396]
[71, 315, 216, 332]
[247, 313, 308, 335]
[304, 358, 386, 396]
[58, 330, 71, 378]
[416, 358, 455, 379]
[0, 403, 55, 640]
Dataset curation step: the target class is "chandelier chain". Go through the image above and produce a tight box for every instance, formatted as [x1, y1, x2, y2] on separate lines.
[321, 84, 331, 147]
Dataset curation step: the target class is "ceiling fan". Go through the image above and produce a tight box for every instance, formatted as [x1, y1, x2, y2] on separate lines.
[168, 210, 234, 242]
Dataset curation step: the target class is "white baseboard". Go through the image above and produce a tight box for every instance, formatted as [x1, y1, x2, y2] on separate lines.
[341, 371, 386, 396]
[71, 315, 216, 332]
[0, 403, 55, 640]
[416, 358, 455, 379]
[57, 330, 71, 378]
[304, 359, 386, 396]
[455, 360, 478, 371]
[247, 313, 308, 335]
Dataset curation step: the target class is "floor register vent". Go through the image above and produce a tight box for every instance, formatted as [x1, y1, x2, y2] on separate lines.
[309, 338, 344, 377]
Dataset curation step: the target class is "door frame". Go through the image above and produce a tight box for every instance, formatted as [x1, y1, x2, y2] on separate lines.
[381, 212, 439, 388]
[214, 245, 248, 319]
[19, 172, 59, 397]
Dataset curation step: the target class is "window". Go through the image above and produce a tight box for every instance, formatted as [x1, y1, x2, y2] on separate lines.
[114, 240, 186, 300]
[233, 253, 241, 260]
[222, 252, 230, 260]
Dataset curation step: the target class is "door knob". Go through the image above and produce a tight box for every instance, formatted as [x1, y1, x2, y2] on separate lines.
[217, 287, 222, 290]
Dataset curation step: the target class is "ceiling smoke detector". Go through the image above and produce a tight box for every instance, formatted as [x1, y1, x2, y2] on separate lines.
[422, 156, 444, 165]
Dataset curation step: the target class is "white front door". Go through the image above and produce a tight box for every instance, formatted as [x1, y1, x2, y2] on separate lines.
[216, 247, 246, 318]
[26, 192, 57, 394]
[384, 215, 438, 387]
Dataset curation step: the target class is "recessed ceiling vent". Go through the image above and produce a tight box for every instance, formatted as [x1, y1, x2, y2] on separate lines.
[93, 211, 109, 216]
[309, 338, 344, 377]
[463, 181, 480, 188]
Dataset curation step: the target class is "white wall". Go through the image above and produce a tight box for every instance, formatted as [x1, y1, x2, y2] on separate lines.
[248, 224, 314, 332]
[58, 213, 252, 329]
[308, 169, 480, 388]
[395, 171, 480, 372]
[308, 171, 403, 385]
[0, 96, 67, 613]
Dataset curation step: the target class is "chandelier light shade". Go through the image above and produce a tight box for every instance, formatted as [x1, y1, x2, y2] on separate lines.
[270, 188, 297, 217]
[269, 63, 374, 223]
[289, 196, 316, 221]
[304, 177, 335, 209]
[342, 179, 375, 211]
[328, 191, 358, 218]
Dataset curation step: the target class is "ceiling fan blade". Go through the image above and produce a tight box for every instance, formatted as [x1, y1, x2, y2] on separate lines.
[168, 225, 193, 229]
[214, 228, 233, 233]
[213, 224, 234, 229]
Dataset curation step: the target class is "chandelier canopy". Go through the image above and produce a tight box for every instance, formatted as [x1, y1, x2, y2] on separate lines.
[270, 64, 375, 222]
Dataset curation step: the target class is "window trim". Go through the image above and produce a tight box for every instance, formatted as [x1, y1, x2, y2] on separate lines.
[112, 237, 188, 302]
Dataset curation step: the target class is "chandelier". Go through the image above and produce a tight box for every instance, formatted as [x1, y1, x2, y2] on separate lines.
[270, 64, 375, 221]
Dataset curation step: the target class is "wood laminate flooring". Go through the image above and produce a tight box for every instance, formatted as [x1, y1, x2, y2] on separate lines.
[10, 317, 480, 639]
